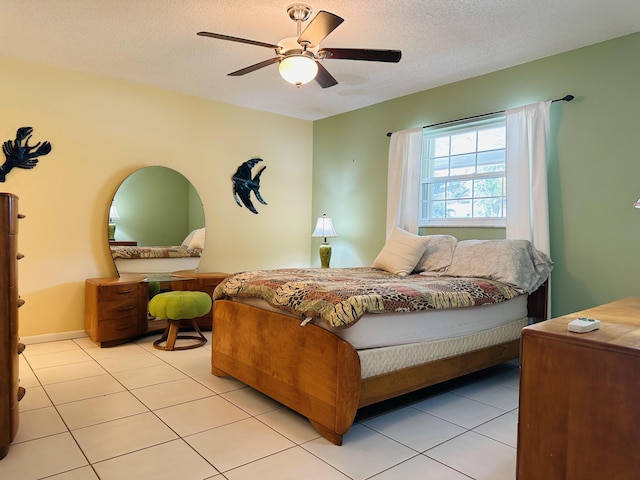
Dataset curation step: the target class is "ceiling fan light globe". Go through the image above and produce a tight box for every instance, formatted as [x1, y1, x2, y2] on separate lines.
[279, 55, 318, 86]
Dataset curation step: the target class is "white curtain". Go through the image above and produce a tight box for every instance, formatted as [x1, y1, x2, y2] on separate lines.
[505, 101, 551, 255]
[386, 128, 423, 239]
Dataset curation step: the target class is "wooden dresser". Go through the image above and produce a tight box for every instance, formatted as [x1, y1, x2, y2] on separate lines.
[85, 271, 227, 347]
[517, 297, 640, 479]
[0, 193, 25, 460]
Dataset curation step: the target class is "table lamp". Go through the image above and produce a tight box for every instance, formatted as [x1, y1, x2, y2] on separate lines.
[108, 205, 120, 241]
[312, 214, 337, 268]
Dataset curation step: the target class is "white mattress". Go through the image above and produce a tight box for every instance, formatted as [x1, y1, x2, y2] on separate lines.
[231, 294, 528, 349]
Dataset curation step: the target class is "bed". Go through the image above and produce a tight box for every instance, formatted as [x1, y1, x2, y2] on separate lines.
[110, 228, 205, 274]
[211, 232, 553, 445]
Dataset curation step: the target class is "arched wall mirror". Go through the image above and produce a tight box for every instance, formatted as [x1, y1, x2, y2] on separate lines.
[108, 166, 205, 276]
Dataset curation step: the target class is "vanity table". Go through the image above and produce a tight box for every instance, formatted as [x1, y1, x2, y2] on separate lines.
[84, 271, 227, 347]
[87, 166, 224, 347]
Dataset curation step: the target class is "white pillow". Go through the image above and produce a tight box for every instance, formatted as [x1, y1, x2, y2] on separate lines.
[414, 235, 457, 273]
[187, 228, 206, 249]
[181, 229, 197, 246]
[372, 228, 430, 276]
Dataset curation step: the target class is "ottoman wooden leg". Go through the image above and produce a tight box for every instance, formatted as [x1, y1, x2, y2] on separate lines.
[169, 319, 207, 350]
[153, 320, 181, 351]
[153, 319, 207, 351]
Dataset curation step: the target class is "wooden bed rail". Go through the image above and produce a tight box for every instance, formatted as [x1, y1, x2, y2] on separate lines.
[527, 279, 549, 323]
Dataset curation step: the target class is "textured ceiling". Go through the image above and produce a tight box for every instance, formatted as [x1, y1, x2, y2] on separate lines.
[1, 1, 639, 120]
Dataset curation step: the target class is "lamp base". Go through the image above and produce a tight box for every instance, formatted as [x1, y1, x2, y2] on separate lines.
[319, 243, 332, 268]
[108, 223, 116, 241]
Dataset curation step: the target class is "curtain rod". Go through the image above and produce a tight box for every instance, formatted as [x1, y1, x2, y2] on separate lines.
[385, 94, 574, 137]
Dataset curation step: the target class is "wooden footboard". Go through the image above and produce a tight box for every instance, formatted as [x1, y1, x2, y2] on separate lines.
[211, 281, 548, 445]
[212, 300, 361, 445]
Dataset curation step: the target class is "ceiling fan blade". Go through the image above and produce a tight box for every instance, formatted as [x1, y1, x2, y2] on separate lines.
[197, 32, 280, 50]
[298, 11, 344, 47]
[228, 57, 281, 77]
[320, 48, 402, 63]
[315, 62, 338, 88]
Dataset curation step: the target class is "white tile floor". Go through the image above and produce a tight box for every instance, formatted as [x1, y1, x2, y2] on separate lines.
[2, 333, 523, 480]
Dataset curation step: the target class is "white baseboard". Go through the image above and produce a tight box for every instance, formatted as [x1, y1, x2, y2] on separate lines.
[21, 330, 88, 345]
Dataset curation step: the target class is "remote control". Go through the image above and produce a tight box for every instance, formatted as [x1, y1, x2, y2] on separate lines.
[568, 317, 601, 333]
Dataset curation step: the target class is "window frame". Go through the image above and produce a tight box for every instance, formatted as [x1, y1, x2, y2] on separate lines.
[419, 114, 507, 228]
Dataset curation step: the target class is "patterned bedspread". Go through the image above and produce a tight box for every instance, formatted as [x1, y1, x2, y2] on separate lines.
[110, 245, 202, 260]
[213, 267, 522, 329]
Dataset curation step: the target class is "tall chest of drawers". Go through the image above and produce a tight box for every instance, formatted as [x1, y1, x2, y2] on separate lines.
[0, 193, 25, 460]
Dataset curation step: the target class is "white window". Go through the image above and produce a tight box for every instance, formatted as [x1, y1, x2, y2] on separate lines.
[420, 115, 506, 227]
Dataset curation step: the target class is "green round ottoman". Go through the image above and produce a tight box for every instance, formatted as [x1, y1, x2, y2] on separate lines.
[148, 291, 212, 351]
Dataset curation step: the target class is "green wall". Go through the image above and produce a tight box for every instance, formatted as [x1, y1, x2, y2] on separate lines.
[313, 32, 640, 317]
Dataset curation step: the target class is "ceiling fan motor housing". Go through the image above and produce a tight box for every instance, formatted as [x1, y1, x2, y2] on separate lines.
[287, 3, 312, 23]
[278, 36, 318, 57]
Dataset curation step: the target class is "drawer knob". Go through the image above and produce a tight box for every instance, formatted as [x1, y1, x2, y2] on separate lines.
[17, 298, 25, 308]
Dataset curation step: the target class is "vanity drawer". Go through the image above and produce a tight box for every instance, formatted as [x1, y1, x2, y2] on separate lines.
[99, 299, 143, 319]
[95, 317, 141, 342]
[97, 283, 146, 301]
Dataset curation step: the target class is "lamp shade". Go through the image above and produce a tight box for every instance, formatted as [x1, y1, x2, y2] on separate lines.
[312, 214, 337, 241]
[634, 198, 640, 208]
[279, 55, 318, 86]
[109, 205, 120, 220]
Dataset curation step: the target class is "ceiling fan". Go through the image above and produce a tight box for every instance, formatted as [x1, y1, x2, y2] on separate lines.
[197, 3, 402, 88]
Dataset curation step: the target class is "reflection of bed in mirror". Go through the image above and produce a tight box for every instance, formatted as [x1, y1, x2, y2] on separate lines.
[109, 166, 205, 275]
[111, 240, 203, 274]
